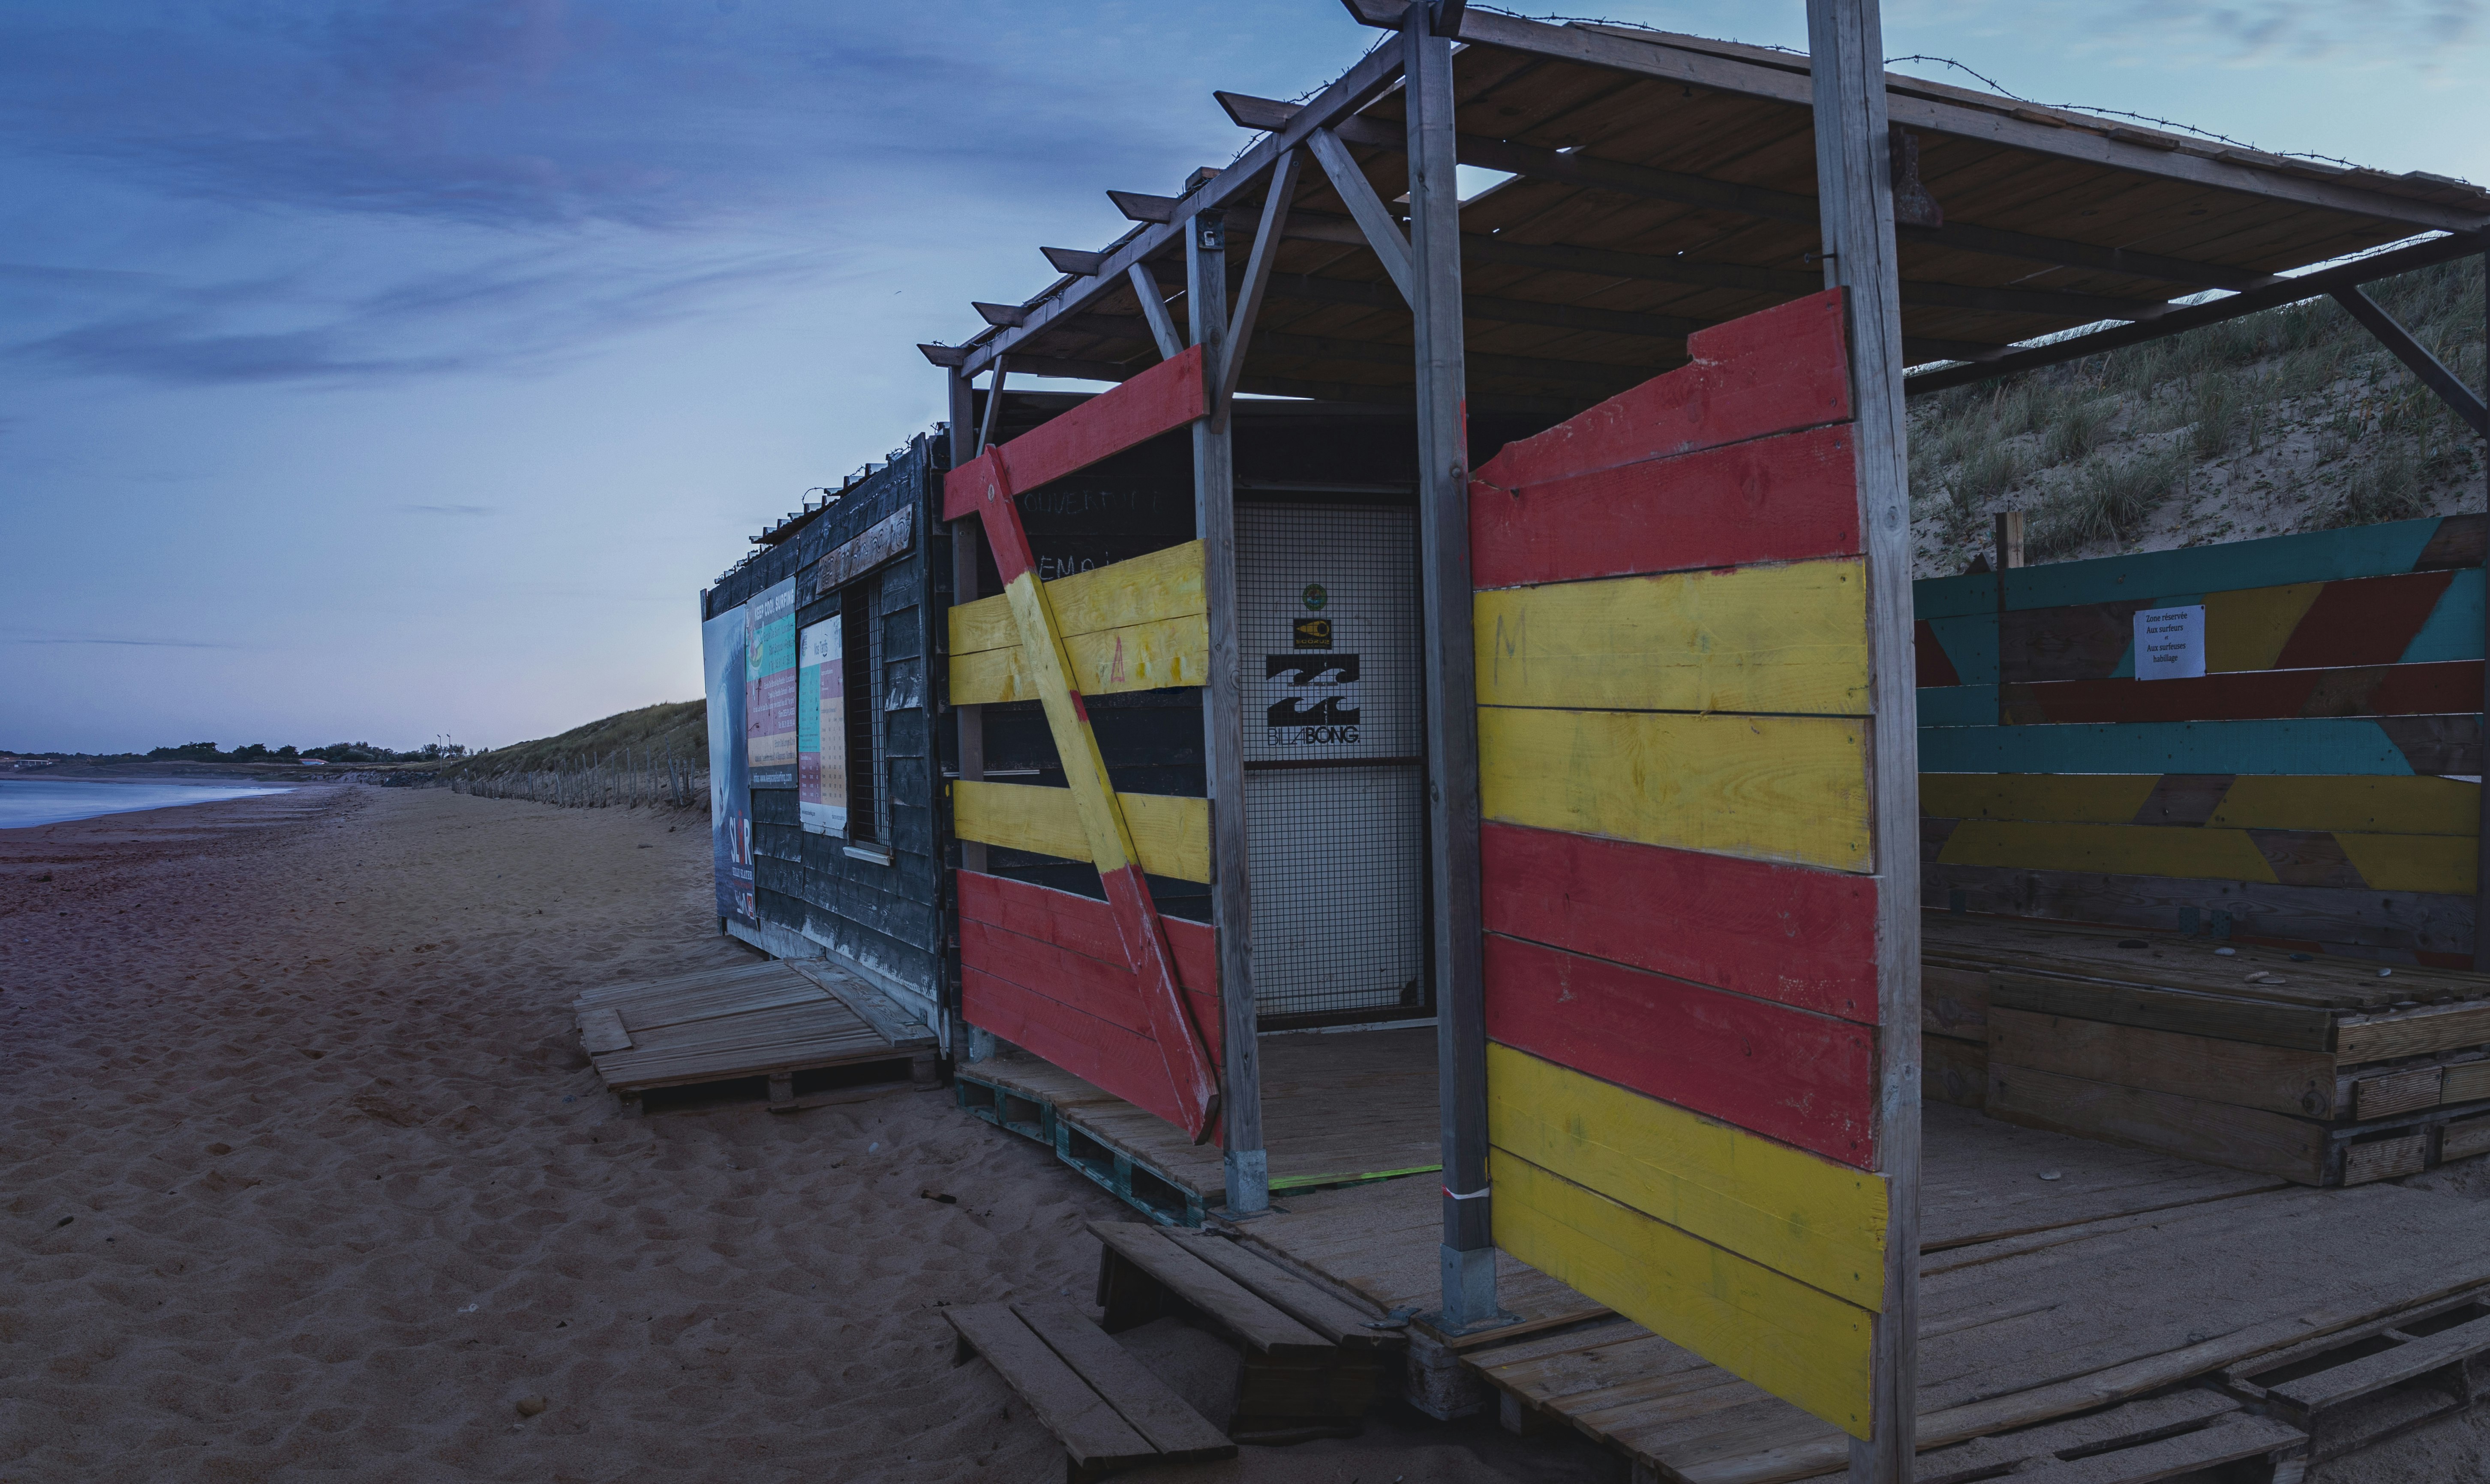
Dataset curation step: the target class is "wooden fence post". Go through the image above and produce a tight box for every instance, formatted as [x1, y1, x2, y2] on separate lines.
[1807, 1, 1923, 1479]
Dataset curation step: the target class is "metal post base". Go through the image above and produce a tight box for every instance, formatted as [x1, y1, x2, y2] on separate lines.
[1224, 1148, 1270, 1217]
[1425, 1243, 1517, 1336]
[963, 1026, 997, 1064]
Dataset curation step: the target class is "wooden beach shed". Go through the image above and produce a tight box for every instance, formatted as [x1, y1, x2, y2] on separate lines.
[700, 3, 2490, 1478]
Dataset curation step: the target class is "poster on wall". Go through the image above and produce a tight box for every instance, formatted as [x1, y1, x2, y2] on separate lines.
[798, 616, 847, 835]
[702, 601, 757, 927]
[745, 578, 799, 788]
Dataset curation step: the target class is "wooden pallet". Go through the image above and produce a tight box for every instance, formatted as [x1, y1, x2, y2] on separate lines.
[2224, 1289, 2490, 1459]
[1787, 1387, 2307, 1484]
[946, 1298, 1234, 1483]
[1090, 1220, 1391, 1443]
[575, 958, 936, 1112]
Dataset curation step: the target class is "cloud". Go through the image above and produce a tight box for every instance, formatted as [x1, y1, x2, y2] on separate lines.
[6, 635, 243, 648]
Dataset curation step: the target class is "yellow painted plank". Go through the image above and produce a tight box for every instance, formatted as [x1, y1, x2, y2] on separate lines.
[1477, 708, 1868, 871]
[1475, 559, 1868, 716]
[949, 614, 1209, 705]
[2332, 833, 2475, 895]
[1919, 773, 2161, 825]
[1486, 1044, 1886, 1310]
[952, 780, 1210, 883]
[949, 541, 1206, 657]
[2210, 775, 2478, 837]
[2202, 582, 2325, 673]
[1937, 820, 2281, 884]
[1490, 1149, 1874, 1438]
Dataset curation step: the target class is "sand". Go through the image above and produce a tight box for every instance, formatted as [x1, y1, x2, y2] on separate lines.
[0, 785, 1624, 1484]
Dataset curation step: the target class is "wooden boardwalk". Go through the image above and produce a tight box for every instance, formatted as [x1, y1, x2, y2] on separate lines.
[575, 957, 934, 1108]
[961, 1025, 1441, 1221]
[946, 1040, 2490, 1479]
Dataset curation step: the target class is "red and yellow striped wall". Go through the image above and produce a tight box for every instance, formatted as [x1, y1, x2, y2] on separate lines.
[1470, 292, 1893, 1437]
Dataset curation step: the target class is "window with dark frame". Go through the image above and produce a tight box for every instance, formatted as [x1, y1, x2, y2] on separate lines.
[841, 579, 880, 844]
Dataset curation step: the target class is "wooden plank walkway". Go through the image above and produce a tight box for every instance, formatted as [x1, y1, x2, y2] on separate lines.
[961, 1025, 1441, 1223]
[575, 957, 934, 1106]
[1216, 1102, 2490, 1484]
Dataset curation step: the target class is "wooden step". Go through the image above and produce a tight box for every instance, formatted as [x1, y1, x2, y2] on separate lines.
[946, 1299, 1234, 1483]
[1089, 1220, 1386, 1444]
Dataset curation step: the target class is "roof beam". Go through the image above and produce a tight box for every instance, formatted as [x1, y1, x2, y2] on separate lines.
[1904, 230, 2490, 395]
[954, 39, 1407, 379]
[2332, 284, 2490, 438]
[1224, 91, 2286, 292]
[1332, 7, 2490, 235]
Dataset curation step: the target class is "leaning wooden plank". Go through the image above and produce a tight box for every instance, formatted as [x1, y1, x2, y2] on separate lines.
[953, 780, 1211, 883]
[1487, 1042, 1886, 1308]
[1481, 822, 1877, 1024]
[1473, 422, 1860, 591]
[1008, 1299, 1236, 1460]
[1987, 1007, 2341, 1119]
[1485, 937, 1878, 1167]
[1162, 1232, 1388, 1349]
[1986, 1065, 2331, 1184]
[1478, 706, 1869, 872]
[1488, 1148, 1873, 1439]
[2271, 1314, 2490, 1414]
[956, 872, 1218, 993]
[960, 919, 1221, 1061]
[577, 1007, 633, 1055]
[2000, 1415, 2305, 1484]
[784, 962, 936, 1049]
[1474, 559, 1868, 716]
[1086, 1222, 1330, 1357]
[943, 1303, 1157, 1474]
[939, 347, 1204, 521]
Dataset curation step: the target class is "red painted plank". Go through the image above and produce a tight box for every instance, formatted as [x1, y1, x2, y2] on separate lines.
[1484, 933, 1877, 1168]
[960, 917, 1223, 1064]
[2274, 570, 2456, 670]
[941, 346, 1206, 521]
[956, 871, 1216, 992]
[1915, 620, 1964, 689]
[1472, 422, 1860, 589]
[1480, 822, 1879, 1024]
[962, 968, 1192, 1130]
[1472, 291, 1850, 494]
[2003, 660, 2484, 725]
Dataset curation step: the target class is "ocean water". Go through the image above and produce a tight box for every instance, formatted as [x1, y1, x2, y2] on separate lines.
[0, 779, 294, 829]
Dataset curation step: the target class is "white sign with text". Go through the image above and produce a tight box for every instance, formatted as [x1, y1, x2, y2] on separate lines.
[2134, 604, 2206, 681]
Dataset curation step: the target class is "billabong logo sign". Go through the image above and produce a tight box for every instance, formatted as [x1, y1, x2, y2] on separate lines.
[1265, 653, 1361, 745]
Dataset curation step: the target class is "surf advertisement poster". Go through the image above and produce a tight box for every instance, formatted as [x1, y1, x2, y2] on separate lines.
[797, 616, 847, 835]
[744, 578, 799, 788]
[702, 601, 756, 927]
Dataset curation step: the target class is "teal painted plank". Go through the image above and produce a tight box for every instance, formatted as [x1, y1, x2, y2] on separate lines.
[2401, 569, 2486, 664]
[1916, 572, 1998, 620]
[1917, 685, 1999, 727]
[1990, 519, 2447, 613]
[1919, 718, 2433, 776]
[1925, 614, 1999, 686]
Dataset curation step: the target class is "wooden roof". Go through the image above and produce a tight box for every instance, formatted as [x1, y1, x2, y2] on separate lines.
[929, 12, 2490, 417]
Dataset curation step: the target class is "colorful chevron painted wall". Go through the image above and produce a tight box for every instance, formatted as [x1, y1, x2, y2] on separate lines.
[1470, 292, 1895, 1439]
[1915, 513, 2485, 964]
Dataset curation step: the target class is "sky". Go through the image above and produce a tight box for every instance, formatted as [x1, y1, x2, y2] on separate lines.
[3, 1, 2483, 755]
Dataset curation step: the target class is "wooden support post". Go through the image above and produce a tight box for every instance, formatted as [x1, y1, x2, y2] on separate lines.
[1993, 510, 2024, 572]
[1211, 149, 1303, 434]
[1191, 194, 1264, 1211]
[949, 373, 994, 1063]
[976, 362, 1009, 454]
[1406, 3, 1493, 1331]
[1807, 1, 1921, 1479]
[2332, 285, 2490, 438]
[1129, 262, 1183, 360]
[2476, 251, 2490, 972]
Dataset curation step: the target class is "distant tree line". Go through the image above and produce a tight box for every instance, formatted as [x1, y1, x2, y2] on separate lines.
[137, 740, 472, 764]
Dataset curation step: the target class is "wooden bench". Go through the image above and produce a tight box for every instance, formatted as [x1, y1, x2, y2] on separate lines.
[1090, 1220, 1394, 1443]
[945, 1298, 1234, 1483]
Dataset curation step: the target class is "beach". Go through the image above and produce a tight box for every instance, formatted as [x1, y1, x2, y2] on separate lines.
[0, 785, 1618, 1484]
